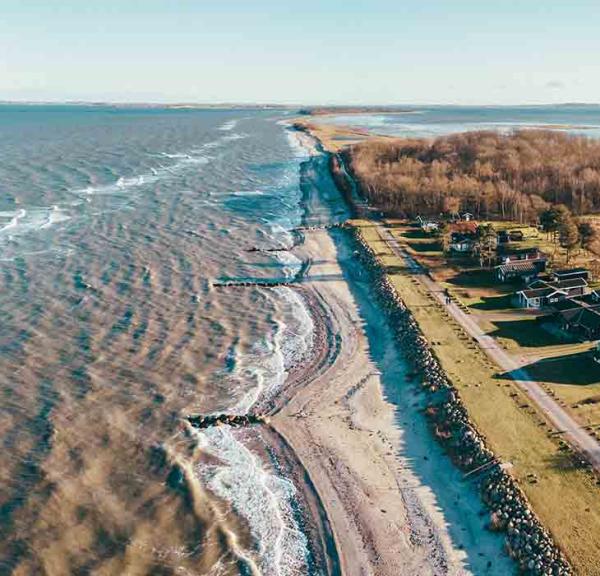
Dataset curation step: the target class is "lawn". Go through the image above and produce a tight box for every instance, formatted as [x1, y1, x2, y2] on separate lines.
[489, 318, 566, 349]
[354, 219, 600, 576]
[381, 219, 600, 431]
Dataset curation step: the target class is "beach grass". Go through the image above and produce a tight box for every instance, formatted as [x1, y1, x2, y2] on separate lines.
[353, 219, 600, 576]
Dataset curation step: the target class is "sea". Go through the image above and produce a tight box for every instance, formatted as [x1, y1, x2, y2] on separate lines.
[318, 104, 600, 139]
[1, 103, 599, 575]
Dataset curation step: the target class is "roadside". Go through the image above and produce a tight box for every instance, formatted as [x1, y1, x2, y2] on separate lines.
[386, 218, 600, 433]
[378, 223, 600, 473]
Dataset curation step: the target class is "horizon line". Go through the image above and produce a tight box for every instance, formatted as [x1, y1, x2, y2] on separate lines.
[1, 100, 600, 109]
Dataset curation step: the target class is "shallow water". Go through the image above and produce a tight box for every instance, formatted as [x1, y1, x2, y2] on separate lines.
[0, 105, 348, 574]
[319, 104, 600, 138]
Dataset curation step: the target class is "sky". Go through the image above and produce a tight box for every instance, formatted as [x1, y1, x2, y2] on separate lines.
[1, 0, 599, 105]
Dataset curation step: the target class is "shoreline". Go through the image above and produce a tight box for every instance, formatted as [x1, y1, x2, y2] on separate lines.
[268, 227, 514, 575]
[185, 119, 572, 574]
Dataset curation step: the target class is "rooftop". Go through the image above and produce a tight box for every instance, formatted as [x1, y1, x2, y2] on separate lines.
[497, 260, 541, 274]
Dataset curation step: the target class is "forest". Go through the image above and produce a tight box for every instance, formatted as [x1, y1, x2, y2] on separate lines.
[344, 130, 600, 222]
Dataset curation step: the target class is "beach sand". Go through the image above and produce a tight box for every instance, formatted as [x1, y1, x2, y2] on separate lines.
[270, 229, 512, 576]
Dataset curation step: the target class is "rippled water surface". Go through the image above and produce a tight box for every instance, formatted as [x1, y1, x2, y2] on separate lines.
[319, 104, 600, 138]
[0, 105, 348, 575]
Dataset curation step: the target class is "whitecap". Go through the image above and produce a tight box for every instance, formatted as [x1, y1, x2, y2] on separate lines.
[230, 189, 264, 197]
[218, 120, 238, 132]
[194, 427, 309, 576]
[222, 133, 247, 142]
[285, 128, 316, 159]
[40, 205, 70, 229]
[0, 206, 70, 237]
[272, 287, 314, 371]
[0, 209, 26, 233]
[228, 335, 286, 414]
[275, 250, 303, 279]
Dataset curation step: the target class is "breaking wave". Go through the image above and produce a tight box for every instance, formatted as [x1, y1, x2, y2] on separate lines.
[194, 426, 310, 576]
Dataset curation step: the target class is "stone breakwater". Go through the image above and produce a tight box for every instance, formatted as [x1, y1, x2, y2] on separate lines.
[350, 227, 572, 576]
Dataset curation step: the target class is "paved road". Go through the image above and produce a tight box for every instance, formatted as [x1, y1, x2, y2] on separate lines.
[379, 225, 600, 473]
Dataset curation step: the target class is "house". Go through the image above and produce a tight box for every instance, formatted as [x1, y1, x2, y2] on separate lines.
[497, 247, 547, 265]
[509, 230, 524, 241]
[496, 260, 545, 283]
[514, 287, 565, 309]
[514, 277, 588, 309]
[417, 215, 439, 233]
[550, 291, 600, 311]
[461, 212, 474, 221]
[449, 232, 476, 253]
[450, 221, 479, 234]
[545, 291, 600, 341]
[551, 267, 590, 283]
[557, 307, 600, 340]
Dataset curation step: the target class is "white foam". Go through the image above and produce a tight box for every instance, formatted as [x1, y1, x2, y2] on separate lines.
[219, 120, 238, 132]
[0, 208, 26, 233]
[285, 128, 316, 159]
[231, 189, 264, 197]
[222, 133, 247, 142]
[229, 335, 286, 414]
[267, 222, 295, 252]
[223, 287, 313, 414]
[40, 205, 70, 229]
[0, 206, 71, 237]
[194, 427, 309, 576]
[72, 158, 207, 197]
[272, 287, 314, 371]
[275, 250, 302, 279]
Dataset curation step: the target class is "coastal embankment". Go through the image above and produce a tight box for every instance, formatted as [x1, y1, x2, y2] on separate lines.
[349, 225, 572, 575]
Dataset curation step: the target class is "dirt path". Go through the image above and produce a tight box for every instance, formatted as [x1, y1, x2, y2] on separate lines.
[379, 225, 600, 473]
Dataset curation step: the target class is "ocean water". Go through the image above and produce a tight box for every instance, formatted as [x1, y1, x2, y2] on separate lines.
[0, 104, 346, 575]
[319, 104, 600, 139]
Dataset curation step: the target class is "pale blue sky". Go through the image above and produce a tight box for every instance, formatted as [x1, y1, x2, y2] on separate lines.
[1, 0, 599, 104]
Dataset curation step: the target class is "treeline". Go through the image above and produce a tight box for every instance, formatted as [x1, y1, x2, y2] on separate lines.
[345, 130, 600, 221]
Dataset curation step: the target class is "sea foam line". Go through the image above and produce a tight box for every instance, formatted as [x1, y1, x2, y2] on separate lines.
[0, 206, 71, 237]
[194, 426, 309, 576]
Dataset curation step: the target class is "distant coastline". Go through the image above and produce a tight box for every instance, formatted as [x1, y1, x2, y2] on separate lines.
[2, 101, 600, 111]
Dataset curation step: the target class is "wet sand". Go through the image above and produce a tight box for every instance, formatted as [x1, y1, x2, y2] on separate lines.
[270, 229, 513, 575]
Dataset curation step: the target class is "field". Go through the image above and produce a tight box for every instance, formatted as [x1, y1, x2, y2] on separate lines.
[354, 220, 600, 575]
[383, 219, 600, 431]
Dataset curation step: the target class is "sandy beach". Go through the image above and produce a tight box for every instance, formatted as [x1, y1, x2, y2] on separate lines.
[268, 228, 513, 575]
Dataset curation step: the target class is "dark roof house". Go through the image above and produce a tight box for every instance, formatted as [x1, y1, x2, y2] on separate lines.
[515, 287, 565, 309]
[551, 268, 590, 282]
[497, 247, 546, 265]
[514, 277, 588, 309]
[495, 259, 547, 283]
[558, 307, 600, 340]
[509, 230, 524, 241]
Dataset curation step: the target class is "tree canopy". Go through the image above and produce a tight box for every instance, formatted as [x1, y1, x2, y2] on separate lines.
[346, 130, 600, 221]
